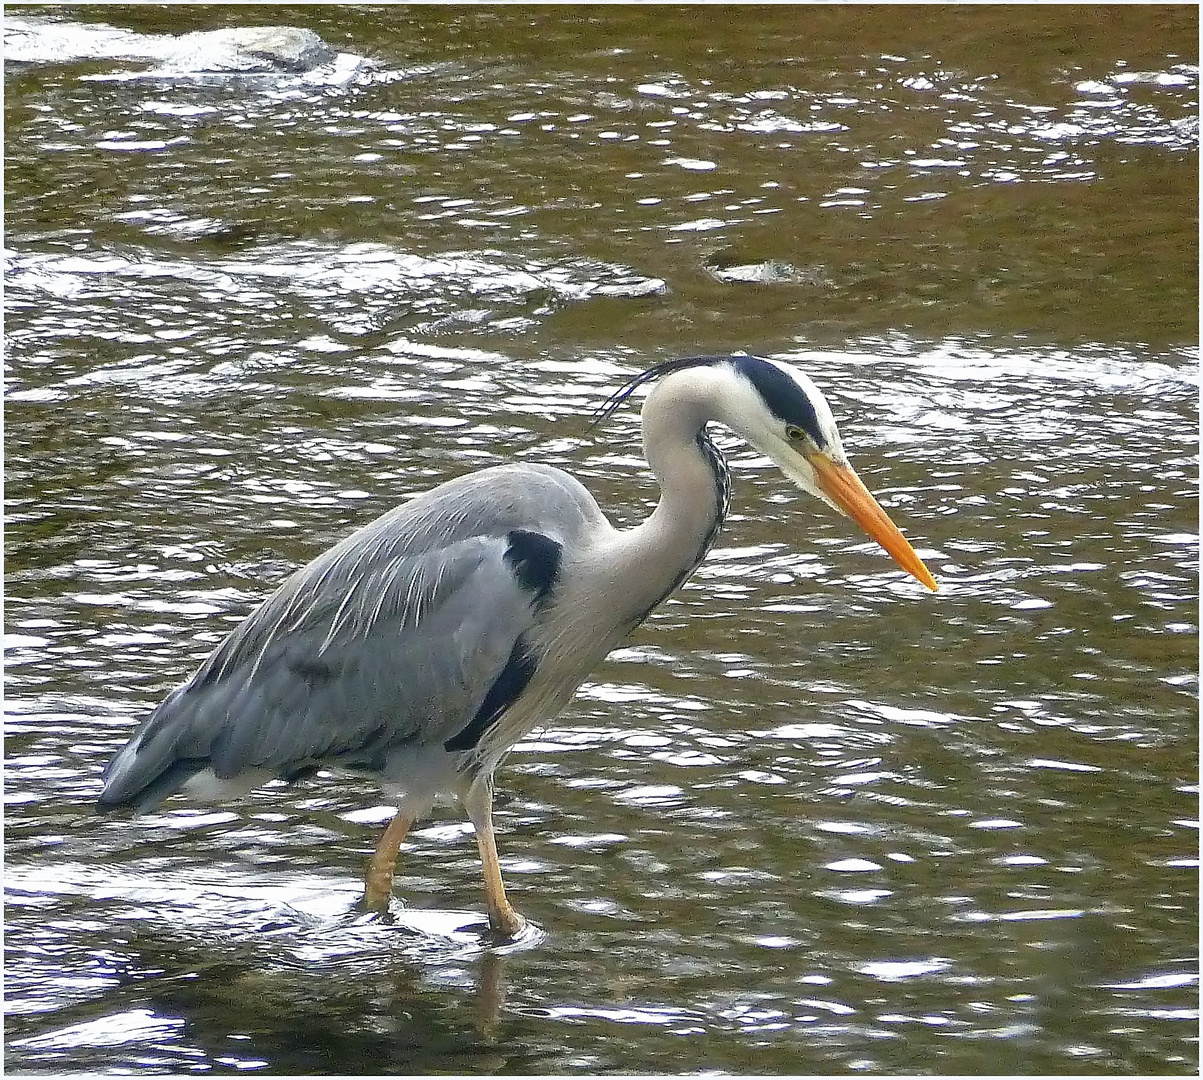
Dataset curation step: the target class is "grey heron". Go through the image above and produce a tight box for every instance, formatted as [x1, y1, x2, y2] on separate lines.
[98, 354, 937, 938]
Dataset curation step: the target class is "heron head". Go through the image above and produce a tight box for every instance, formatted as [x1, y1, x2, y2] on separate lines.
[721, 355, 938, 592]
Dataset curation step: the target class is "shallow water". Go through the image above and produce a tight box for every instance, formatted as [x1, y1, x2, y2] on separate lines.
[4, 6, 1198, 1075]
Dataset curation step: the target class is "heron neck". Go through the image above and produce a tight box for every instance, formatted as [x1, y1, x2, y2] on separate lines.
[614, 375, 731, 620]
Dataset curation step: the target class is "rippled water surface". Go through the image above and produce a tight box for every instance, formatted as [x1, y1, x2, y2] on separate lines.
[5, 6, 1198, 1075]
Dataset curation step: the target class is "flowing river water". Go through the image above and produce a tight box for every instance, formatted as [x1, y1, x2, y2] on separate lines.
[4, 6, 1198, 1075]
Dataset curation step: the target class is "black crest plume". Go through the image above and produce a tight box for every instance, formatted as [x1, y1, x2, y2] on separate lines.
[591, 353, 754, 429]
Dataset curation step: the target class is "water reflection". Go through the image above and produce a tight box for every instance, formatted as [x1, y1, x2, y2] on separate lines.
[6, 853, 541, 1071]
[10, 924, 523, 1074]
[6, 4, 1198, 1076]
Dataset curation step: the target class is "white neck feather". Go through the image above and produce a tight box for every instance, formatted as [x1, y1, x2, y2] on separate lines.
[590, 367, 734, 629]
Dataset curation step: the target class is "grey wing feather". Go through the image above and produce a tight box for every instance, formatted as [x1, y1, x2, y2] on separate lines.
[100, 463, 605, 808]
[100, 535, 535, 806]
[208, 536, 531, 769]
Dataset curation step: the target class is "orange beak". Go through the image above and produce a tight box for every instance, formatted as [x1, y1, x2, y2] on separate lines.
[806, 452, 938, 592]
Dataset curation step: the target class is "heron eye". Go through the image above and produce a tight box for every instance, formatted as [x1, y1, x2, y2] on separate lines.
[786, 425, 806, 442]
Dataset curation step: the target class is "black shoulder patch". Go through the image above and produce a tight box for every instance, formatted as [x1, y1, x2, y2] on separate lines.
[444, 637, 537, 752]
[503, 529, 562, 606]
[444, 532, 559, 754]
[733, 355, 824, 445]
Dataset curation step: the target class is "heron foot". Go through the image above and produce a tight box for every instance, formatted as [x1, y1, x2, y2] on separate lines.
[486, 904, 526, 941]
[358, 879, 395, 915]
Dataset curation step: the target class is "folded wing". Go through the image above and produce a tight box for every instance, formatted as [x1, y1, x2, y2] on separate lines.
[98, 529, 548, 811]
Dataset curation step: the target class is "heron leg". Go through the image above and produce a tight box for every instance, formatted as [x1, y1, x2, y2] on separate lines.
[464, 778, 525, 939]
[361, 809, 414, 912]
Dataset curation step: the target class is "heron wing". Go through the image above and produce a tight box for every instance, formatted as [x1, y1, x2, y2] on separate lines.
[99, 463, 608, 810]
[100, 529, 551, 807]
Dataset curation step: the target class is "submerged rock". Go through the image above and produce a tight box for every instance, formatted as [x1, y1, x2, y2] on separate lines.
[160, 27, 336, 74]
[706, 258, 833, 287]
[4, 16, 364, 80]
